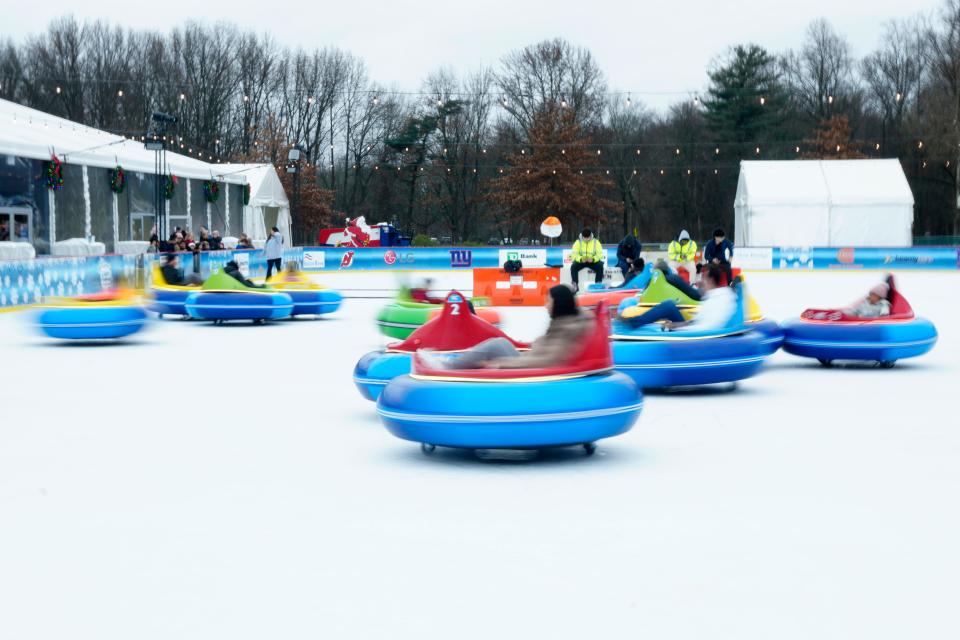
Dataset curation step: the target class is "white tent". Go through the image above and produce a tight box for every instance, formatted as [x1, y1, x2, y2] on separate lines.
[735, 160, 915, 247]
[0, 98, 245, 183]
[0, 98, 250, 253]
[217, 163, 291, 243]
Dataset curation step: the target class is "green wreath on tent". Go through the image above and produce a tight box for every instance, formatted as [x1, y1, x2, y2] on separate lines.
[45, 155, 64, 190]
[242, 183, 251, 206]
[163, 175, 178, 200]
[203, 180, 220, 203]
[109, 165, 126, 194]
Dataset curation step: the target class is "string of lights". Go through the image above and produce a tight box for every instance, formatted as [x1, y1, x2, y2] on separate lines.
[2, 78, 913, 109]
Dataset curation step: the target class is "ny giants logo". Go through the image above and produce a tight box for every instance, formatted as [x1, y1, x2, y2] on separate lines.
[450, 249, 472, 268]
[340, 251, 355, 268]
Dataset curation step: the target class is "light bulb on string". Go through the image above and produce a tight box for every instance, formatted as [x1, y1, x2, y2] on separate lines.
[307, 96, 314, 104]
[118, 89, 124, 98]
[895, 92, 903, 102]
[827, 95, 834, 104]
[180, 93, 186, 101]
[875, 143, 881, 151]
[715, 147, 720, 155]
[755, 146, 761, 155]
[918, 141, 924, 149]
[687, 169, 691, 176]
[759, 96, 766, 106]
[675, 148, 680, 155]
[372, 96, 379, 105]
[55, 86, 61, 94]
[243, 95, 249, 102]
[626, 94, 632, 106]
[560, 97, 567, 108]
[795, 146, 800, 153]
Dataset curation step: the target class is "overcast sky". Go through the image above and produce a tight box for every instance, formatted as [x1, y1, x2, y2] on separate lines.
[4, 0, 943, 111]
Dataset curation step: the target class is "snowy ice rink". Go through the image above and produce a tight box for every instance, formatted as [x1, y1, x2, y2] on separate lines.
[0, 270, 957, 640]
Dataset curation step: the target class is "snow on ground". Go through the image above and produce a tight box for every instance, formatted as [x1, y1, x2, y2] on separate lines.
[0, 270, 957, 640]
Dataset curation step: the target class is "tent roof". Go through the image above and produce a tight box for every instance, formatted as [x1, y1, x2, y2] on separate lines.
[737, 159, 914, 207]
[218, 163, 289, 207]
[737, 160, 830, 206]
[0, 97, 245, 184]
[819, 159, 914, 206]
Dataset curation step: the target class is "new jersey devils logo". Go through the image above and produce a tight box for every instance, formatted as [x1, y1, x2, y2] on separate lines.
[340, 251, 355, 268]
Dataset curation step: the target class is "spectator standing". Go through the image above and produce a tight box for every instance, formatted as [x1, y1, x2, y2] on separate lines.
[264, 226, 283, 279]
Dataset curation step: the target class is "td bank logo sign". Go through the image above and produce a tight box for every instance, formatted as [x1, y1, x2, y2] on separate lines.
[498, 249, 547, 267]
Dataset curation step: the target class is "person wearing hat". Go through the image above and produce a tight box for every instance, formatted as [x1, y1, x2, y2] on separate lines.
[570, 228, 604, 291]
[615, 233, 641, 280]
[703, 228, 734, 285]
[667, 229, 698, 280]
[224, 260, 264, 288]
[849, 282, 891, 318]
[419, 284, 589, 370]
[159, 253, 201, 286]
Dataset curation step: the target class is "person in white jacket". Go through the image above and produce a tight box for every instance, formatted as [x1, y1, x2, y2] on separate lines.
[264, 227, 283, 279]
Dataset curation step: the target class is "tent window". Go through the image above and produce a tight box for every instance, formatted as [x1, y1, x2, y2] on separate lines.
[88, 166, 114, 252]
[55, 164, 86, 241]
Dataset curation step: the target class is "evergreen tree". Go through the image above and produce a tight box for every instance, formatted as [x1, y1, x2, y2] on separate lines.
[703, 45, 791, 157]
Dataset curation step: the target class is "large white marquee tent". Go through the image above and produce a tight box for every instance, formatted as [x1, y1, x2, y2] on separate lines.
[734, 160, 915, 247]
[0, 97, 249, 255]
[218, 163, 291, 245]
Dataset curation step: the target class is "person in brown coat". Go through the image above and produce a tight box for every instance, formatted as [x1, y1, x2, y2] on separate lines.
[419, 285, 591, 370]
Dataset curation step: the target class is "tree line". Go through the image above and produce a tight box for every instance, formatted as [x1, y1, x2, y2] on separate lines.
[1, 5, 959, 244]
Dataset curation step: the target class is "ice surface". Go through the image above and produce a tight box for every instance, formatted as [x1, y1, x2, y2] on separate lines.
[0, 270, 957, 640]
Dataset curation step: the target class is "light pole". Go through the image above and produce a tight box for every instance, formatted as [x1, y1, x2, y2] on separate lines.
[145, 111, 176, 241]
[287, 146, 307, 245]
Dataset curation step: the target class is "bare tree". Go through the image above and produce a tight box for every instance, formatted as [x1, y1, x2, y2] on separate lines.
[496, 38, 606, 133]
[782, 19, 859, 122]
[927, 0, 960, 233]
[862, 17, 928, 144]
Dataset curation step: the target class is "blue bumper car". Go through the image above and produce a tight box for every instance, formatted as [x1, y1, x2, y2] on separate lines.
[376, 304, 642, 454]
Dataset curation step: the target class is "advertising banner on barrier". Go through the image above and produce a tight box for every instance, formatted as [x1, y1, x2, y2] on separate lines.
[732, 247, 773, 270]
[772, 246, 959, 270]
[0, 254, 140, 308]
[499, 248, 549, 267]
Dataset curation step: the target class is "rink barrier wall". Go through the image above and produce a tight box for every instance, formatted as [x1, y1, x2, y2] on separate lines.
[1, 245, 957, 309]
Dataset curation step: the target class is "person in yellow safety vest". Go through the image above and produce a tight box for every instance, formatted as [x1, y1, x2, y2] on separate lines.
[667, 229, 698, 279]
[570, 228, 604, 291]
